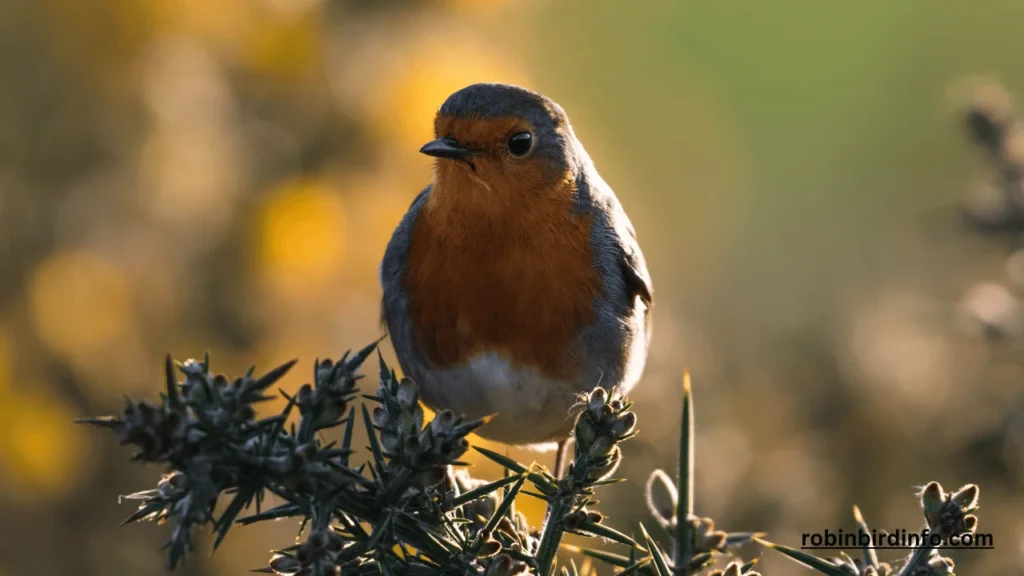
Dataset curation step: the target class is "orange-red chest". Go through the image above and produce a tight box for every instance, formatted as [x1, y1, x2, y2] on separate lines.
[402, 190, 602, 380]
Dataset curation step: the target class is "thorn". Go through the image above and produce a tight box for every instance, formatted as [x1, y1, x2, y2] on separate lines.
[853, 505, 864, 522]
[683, 369, 692, 393]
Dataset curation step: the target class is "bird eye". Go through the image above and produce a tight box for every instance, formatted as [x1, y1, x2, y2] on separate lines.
[507, 132, 533, 157]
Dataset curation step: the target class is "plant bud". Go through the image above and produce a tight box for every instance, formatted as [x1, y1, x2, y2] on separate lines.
[288, 451, 307, 471]
[920, 482, 945, 527]
[294, 546, 311, 566]
[315, 359, 334, 380]
[963, 514, 978, 533]
[574, 419, 597, 446]
[588, 388, 607, 412]
[167, 471, 189, 488]
[587, 435, 615, 459]
[588, 446, 621, 481]
[296, 384, 315, 405]
[722, 562, 741, 576]
[397, 379, 417, 408]
[308, 530, 328, 550]
[181, 359, 204, 375]
[137, 400, 158, 425]
[563, 510, 586, 531]
[926, 553, 954, 574]
[950, 484, 979, 511]
[164, 410, 184, 431]
[237, 405, 256, 422]
[704, 530, 728, 551]
[269, 553, 301, 574]
[372, 406, 391, 428]
[686, 552, 714, 572]
[433, 409, 455, 428]
[611, 412, 637, 438]
[485, 554, 530, 576]
[478, 538, 502, 557]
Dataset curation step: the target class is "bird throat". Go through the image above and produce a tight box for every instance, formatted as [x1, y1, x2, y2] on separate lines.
[403, 174, 602, 380]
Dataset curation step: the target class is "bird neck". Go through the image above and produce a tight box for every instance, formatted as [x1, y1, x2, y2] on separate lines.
[425, 165, 579, 242]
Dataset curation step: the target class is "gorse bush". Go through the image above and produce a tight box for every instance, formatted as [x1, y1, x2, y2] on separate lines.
[79, 341, 981, 575]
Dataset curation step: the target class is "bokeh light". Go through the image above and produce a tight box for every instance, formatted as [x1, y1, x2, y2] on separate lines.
[366, 36, 530, 149]
[339, 171, 422, 293]
[28, 250, 133, 359]
[0, 324, 10, 397]
[0, 386, 92, 501]
[238, 8, 322, 78]
[258, 177, 349, 298]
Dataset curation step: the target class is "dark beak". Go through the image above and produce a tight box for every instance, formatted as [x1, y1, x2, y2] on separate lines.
[419, 138, 474, 160]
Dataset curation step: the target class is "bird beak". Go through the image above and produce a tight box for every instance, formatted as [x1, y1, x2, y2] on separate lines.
[419, 138, 474, 160]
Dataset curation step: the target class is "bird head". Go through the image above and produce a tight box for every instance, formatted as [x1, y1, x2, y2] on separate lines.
[420, 83, 582, 204]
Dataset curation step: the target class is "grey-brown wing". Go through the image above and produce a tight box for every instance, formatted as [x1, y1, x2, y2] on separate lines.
[618, 214, 653, 308]
[573, 168, 653, 389]
[379, 185, 433, 380]
[577, 170, 653, 312]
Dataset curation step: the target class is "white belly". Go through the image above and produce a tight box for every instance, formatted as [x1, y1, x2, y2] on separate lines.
[415, 301, 651, 448]
[417, 351, 582, 448]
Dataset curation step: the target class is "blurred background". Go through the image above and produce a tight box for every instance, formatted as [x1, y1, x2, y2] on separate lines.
[1, 0, 1024, 574]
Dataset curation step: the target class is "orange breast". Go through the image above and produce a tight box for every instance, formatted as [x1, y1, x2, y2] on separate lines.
[403, 186, 601, 380]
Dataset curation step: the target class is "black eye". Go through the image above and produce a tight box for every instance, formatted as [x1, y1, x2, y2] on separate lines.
[508, 132, 533, 157]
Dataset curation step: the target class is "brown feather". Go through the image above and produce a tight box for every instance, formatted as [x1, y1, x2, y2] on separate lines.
[402, 140, 601, 380]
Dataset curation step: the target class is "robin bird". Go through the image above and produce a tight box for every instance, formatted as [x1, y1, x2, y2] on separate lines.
[379, 83, 652, 476]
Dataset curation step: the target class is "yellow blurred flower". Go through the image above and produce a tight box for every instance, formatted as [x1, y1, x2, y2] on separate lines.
[150, 0, 322, 78]
[72, 327, 157, 402]
[0, 324, 10, 397]
[138, 36, 243, 246]
[239, 10, 323, 79]
[140, 129, 242, 240]
[149, 0, 258, 49]
[368, 37, 530, 149]
[340, 171, 423, 293]
[27, 250, 133, 359]
[0, 388, 92, 500]
[257, 177, 348, 298]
